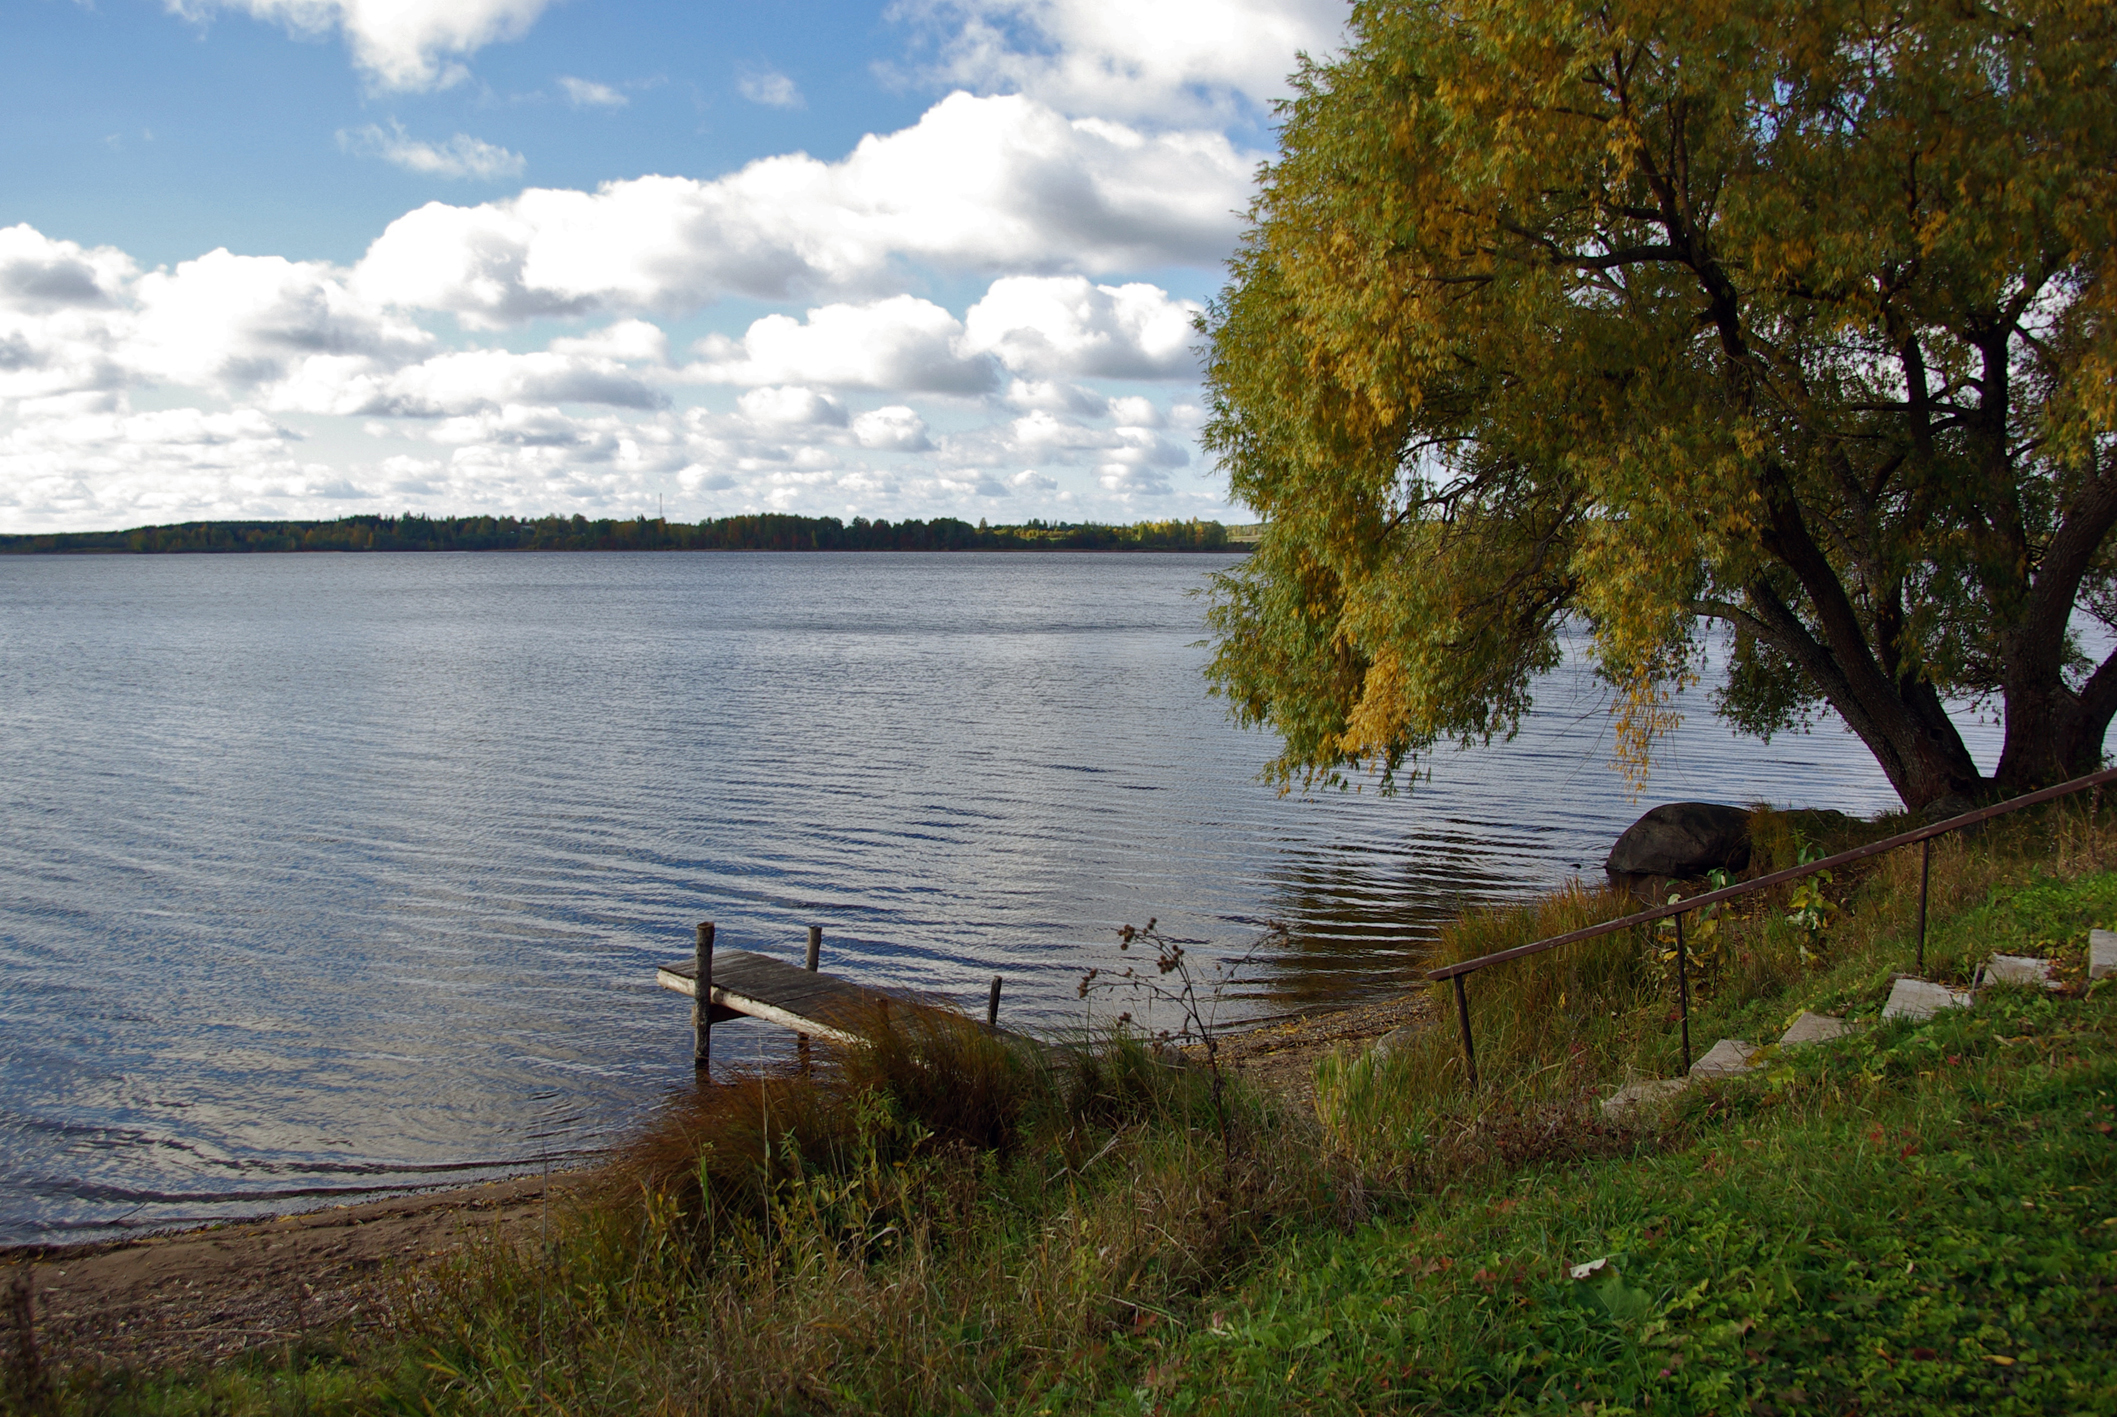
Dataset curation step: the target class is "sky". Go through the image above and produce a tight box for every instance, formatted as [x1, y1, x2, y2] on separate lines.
[0, 0, 1349, 533]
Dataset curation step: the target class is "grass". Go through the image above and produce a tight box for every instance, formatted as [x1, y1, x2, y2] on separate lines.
[13, 801, 2117, 1415]
[1107, 986, 2117, 1414]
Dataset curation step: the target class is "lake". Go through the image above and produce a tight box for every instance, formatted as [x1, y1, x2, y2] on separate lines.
[0, 551, 1991, 1242]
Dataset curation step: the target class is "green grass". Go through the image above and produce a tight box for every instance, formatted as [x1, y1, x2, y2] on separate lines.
[1089, 986, 2117, 1414]
[15, 806, 2117, 1415]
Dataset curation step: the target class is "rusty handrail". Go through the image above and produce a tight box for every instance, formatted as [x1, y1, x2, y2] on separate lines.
[1428, 763, 2117, 1086]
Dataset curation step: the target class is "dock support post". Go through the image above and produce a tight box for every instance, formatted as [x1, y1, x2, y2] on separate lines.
[987, 975, 1003, 1030]
[797, 926, 823, 1072]
[694, 921, 715, 1071]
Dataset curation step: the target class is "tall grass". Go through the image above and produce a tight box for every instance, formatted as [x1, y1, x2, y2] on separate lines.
[1314, 797, 2117, 1179]
[385, 1009, 1331, 1414]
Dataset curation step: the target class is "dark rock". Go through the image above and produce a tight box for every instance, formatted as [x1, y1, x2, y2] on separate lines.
[1605, 802, 1752, 878]
[1919, 792, 1978, 826]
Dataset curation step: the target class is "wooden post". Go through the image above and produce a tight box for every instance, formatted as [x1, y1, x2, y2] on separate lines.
[694, 921, 715, 1071]
[1916, 839, 1931, 974]
[798, 925, 822, 1073]
[1674, 912, 1692, 1075]
[986, 975, 1003, 1030]
[1451, 975, 1477, 1089]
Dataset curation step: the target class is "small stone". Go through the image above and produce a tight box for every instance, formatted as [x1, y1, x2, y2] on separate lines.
[1882, 977, 1972, 1021]
[1688, 1038, 1760, 1078]
[1370, 1025, 1419, 1059]
[2090, 929, 2116, 981]
[1779, 1011, 1854, 1048]
[1983, 954, 2060, 990]
[1601, 1076, 1691, 1120]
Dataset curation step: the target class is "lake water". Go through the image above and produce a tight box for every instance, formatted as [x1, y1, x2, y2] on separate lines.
[0, 552, 1996, 1243]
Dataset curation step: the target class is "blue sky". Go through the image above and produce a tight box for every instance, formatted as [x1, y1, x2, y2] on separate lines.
[1, 1, 1347, 532]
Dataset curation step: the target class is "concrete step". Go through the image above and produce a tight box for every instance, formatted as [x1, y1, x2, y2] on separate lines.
[1983, 954, 2061, 990]
[1881, 977, 1972, 1021]
[1688, 1038, 1759, 1078]
[1600, 1076, 1690, 1120]
[1779, 1011, 1854, 1048]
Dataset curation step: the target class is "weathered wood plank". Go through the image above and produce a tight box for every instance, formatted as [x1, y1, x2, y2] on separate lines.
[657, 949, 885, 1046]
[655, 948, 1053, 1055]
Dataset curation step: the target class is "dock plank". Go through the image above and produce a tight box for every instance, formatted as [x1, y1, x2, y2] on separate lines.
[657, 950, 884, 1044]
[655, 949, 1053, 1054]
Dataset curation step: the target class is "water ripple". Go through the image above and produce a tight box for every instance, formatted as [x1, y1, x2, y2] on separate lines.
[0, 551, 1993, 1242]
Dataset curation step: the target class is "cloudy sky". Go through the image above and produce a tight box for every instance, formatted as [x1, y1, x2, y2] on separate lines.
[1, 1, 1346, 533]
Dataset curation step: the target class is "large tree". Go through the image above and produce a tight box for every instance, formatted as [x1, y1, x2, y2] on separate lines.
[1203, 0, 2117, 811]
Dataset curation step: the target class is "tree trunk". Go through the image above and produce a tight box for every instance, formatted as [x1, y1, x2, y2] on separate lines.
[1995, 679, 2116, 797]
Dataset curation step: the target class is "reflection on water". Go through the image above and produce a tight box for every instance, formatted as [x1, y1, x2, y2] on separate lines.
[0, 552, 1995, 1242]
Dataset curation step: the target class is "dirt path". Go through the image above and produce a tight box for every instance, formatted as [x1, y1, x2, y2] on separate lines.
[3, 992, 1430, 1376]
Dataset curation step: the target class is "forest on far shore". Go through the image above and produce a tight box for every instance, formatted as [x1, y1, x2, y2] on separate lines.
[0, 513, 1253, 556]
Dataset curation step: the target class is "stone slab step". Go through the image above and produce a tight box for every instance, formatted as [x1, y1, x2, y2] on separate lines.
[1983, 954, 2061, 990]
[2091, 928, 2116, 981]
[1882, 977, 1972, 1021]
[1779, 1011, 1854, 1048]
[1600, 1076, 1690, 1120]
[1688, 1038, 1759, 1078]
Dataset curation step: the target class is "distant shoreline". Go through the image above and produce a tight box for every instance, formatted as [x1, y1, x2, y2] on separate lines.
[0, 514, 1262, 557]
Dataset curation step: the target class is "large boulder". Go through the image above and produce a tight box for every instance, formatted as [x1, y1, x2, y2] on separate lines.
[1605, 802, 1752, 878]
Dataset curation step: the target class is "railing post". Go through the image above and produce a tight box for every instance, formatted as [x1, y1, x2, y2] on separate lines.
[1674, 912, 1692, 1075]
[987, 975, 1003, 1030]
[1916, 838, 1931, 974]
[694, 921, 715, 1072]
[1452, 974, 1478, 1089]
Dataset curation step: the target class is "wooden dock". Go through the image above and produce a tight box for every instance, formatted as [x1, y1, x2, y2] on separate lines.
[657, 921, 1034, 1066]
[656, 949, 891, 1047]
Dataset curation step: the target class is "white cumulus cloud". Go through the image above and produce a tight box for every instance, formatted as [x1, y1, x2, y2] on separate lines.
[738, 385, 848, 428]
[737, 67, 804, 109]
[339, 123, 526, 180]
[548, 319, 668, 363]
[169, 0, 557, 91]
[961, 275, 1199, 379]
[852, 405, 931, 451]
[350, 93, 1253, 325]
[686, 296, 996, 394]
[891, 0, 1345, 122]
[558, 76, 628, 109]
[127, 248, 435, 397]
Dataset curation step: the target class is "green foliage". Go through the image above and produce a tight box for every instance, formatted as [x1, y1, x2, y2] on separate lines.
[1202, 0, 2117, 806]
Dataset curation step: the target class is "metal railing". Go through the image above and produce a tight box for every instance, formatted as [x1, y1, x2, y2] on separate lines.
[1426, 764, 2117, 1088]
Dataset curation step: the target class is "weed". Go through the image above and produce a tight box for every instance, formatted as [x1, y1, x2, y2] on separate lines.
[2, 1268, 52, 1417]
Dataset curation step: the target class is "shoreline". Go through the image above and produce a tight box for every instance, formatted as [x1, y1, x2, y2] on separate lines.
[4, 989, 1433, 1373]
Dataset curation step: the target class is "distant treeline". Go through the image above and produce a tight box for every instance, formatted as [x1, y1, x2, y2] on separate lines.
[0, 514, 1248, 555]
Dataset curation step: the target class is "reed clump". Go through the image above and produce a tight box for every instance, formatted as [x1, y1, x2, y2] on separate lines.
[384, 1008, 1329, 1414]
